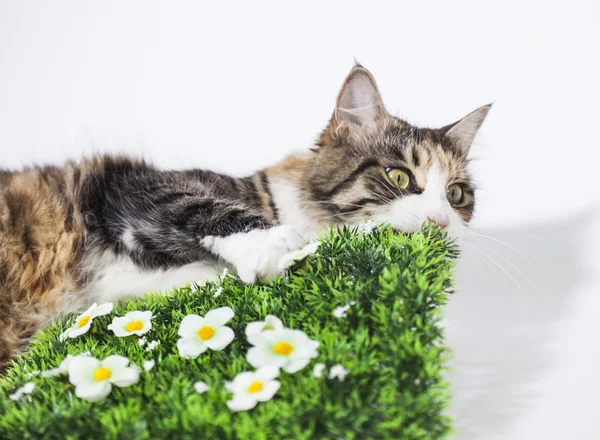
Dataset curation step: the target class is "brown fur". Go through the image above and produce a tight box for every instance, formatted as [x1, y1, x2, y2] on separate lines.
[0, 163, 86, 374]
[0, 156, 152, 373]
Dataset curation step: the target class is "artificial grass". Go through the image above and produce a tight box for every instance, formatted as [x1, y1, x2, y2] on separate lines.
[0, 225, 457, 439]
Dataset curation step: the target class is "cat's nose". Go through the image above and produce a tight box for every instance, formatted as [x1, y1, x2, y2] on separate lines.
[427, 213, 450, 229]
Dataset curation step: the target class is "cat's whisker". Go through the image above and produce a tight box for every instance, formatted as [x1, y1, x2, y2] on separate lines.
[298, 200, 369, 210]
[468, 230, 547, 287]
[364, 176, 401, 201]
[462, 242, 513, 292]
[466, 234, 539, 289]
[464, 241, 534, 307]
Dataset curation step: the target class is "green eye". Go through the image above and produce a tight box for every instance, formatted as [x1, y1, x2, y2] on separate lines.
[446, 183, 464, 205]
[386, 168, 411, 190]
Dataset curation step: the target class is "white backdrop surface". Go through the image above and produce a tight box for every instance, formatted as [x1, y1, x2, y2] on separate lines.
[1, 1, 599, 438]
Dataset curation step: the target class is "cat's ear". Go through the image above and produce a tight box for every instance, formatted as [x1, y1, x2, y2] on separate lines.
[442, 104, 492, 154]
[331, 66, 387, 138]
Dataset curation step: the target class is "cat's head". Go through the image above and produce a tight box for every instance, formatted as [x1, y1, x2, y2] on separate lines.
[306, 66, 490, 238]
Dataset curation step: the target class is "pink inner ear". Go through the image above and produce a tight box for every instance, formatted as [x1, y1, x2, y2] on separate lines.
[335, 68, 385, 129]
[340, 76, 377, 109]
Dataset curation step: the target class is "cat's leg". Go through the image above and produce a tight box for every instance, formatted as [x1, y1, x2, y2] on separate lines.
[81, 160, 308, 285]
[201, 225, 305, 283]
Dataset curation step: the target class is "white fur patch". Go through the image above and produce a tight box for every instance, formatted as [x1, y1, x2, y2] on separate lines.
[121, 228, 136, 251]
[81, 250, 220, 306]
[269, 180, 321, 240]
[372, 161, 467, 238]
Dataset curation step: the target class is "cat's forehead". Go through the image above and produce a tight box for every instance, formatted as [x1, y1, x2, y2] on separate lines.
[372, 123, 471, 183]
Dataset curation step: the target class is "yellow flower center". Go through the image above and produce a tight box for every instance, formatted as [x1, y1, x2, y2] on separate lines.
[125, 320, 144, 332]
[93, 367, 112, 382]
[77, 316, 91, 328]
[273, 341, 294, 356]
[197, 325, 215, 341]
[247, 381, 263, 393]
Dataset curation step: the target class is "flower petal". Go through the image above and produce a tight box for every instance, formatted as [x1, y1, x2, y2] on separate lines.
[302, 242, 320, 255]
[282, 357, 310, 373]
[177, 337, 208, 359]
[75, 381, 112, 402]
[101, 355, 130, 371]
[246, 346, 279, 369]
[254, 380, 280, 402]
[90, 302, 113, 318]
[226, 395, 257, 411]
[132, 321, 152, 336]
[66, 322, 92, 339]
[143, 360, 155, 372]
[194, 381, 209, 394]
[125, 310, 152, 322]
[59, 328, 72, 342]
[245, 322, 266, 342]
[255, 365, 280, 382]
[79, 303, 98, 318]
[68, 356, 101, 385]
[312, 363, 326, 378]
[107, 317, 129, 337]
[228, 372, 255, 393]
[245, 315, 284, 345]
[110, 367, 140, 387]
[204, 307, 235, 328]
[178, 315, 204, 338]
[204, 326, 234, 351]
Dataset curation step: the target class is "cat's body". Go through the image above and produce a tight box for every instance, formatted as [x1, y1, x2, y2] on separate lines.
[0, 66, 490, 373]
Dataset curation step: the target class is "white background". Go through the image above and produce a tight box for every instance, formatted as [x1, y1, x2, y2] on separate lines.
[1, 1, 599, 438]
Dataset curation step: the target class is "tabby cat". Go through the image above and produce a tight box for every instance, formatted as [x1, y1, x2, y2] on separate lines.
[0, 65, 490, 373]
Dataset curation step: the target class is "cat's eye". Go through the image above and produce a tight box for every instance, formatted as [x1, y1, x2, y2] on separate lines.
[446, 184, 464, 205]
[386, 168, 411, 190]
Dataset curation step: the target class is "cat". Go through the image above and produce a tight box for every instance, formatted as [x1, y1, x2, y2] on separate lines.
[0, 65, 490, 373]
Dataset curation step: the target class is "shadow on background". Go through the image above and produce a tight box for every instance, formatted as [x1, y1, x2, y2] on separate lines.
[444, 211, 596, 439]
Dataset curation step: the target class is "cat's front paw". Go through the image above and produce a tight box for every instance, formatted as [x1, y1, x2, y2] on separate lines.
[202, 225, 306, 283]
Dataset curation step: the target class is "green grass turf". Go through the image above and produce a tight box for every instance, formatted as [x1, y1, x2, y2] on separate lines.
[0, 225, 457, 439]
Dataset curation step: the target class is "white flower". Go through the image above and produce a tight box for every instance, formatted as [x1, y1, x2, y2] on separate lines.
[333, 301, 356, 318]
[143, 360, 155, 372]
[9, 382, 35, 401]
[68, 355, 139, 402]
[328, 364, 349, 381]
[27, 370, 40, 378]
[138, 337, 147, 347]
[194, 381, 209, 394]
[145, 340, 161, 351]
[221, 267, 230, 279]
[313, 363, 326, 378]
[333, 305, 350, 318]
[213, 287, 223, 298]
[59, 302, 113, 340]
[108, 310, 153, 337]
[177, 307, 235, 359]
[245, 315, 284, 345]
[358, 220, 377, 234]
[225, 366, 280, 411]
[246, 328, 319, 373]
[277, 242, 320, 271]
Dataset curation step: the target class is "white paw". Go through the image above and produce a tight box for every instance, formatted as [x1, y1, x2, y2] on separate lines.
[202, 225, 306, 283]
